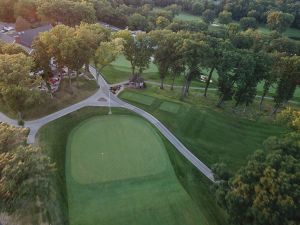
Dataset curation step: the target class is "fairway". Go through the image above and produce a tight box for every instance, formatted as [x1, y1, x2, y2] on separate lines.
[66, 114, 207, 225]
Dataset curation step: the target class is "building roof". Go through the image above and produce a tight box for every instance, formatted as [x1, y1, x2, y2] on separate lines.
[17, 24, 52, 47]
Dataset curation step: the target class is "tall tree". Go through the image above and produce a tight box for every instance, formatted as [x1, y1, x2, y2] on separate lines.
[37, 0, 96, 26]
[267, 11, 295, 33]
[272, 55, 300, 114]
[181, 33, 211, 98]
[215, 133, 300, 225]
[94, 38, 124, 84]
[0, 53, 42, 122]
[0, 145, 55, 224]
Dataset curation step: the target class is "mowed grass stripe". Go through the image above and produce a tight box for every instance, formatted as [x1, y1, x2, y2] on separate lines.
[121, 92, 155, 105]
[66, 113, 207, 225]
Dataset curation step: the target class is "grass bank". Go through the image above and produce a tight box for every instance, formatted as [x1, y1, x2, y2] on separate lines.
[119, 86, 286, 172]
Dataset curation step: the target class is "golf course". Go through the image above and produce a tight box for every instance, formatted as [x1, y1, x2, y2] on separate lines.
[39, 108, 216, 225]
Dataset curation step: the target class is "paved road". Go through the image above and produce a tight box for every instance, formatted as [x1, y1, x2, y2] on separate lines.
[0, 66, 215, 182]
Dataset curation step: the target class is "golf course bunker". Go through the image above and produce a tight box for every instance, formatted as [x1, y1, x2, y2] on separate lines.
[68, 115, 168, 184]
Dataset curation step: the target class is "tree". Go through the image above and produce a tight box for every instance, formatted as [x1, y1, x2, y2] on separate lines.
[240, 16, 258, 30]
[114, 31, 153, 77]
[0, 53, 42, 122]
[149, 30, 176, 89]
[202, 9, 215, 24]
[37, 0, 96, 26]
[14, 0, 38, 22]
[131, 33, 153, 75]
[128, 13, 148, 31]
[114, 30, 136, 75]
[0, 43, 27, 55]
[267, 11, 295, 33]
[258, 52, 277, 110]
[278, 107, 300, 131]
[272, 55, 300, 114]
[94, 38, 124, 84]
[218, 10, 232, 24]
[181, 34, 211, 98]
[215, 133, 300, 225]
[0, 145, 55, 224]
[233, 51, 257, 109]
[215, 50, 240, 107]
[203, 37, 225, 97]
[15, 16, 31, 32]
[0, 122, 28, 153]
[155, 16, 170, 29]
[0, 0, 17, 22]
[75, 23, 110, 73]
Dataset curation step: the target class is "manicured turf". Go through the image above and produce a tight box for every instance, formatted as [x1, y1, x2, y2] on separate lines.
[175, 12, 203, 21]
[68, 116, 167, 184]
[121, 91, 155, 105]
[67, 114, 209, 225]
[101, 55, 159, 84]
[37, 107, 229, 225]
[159, 101, 181, 113]
[39, 107, 219, 225]
[119, 88, 286, 172]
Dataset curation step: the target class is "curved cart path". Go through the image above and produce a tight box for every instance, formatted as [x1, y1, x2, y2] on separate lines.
[0, 66, 215, 182]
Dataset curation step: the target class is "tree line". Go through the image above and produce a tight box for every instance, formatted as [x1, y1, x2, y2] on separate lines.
[213, 107, 300, 225]
[0, 122, 55, 224]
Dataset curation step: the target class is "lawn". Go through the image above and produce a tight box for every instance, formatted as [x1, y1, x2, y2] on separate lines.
[175, 12, 203, 21]
[37, 107, 227, 225]
[120, 87, 286, 172]
[257, 24, 300, 39]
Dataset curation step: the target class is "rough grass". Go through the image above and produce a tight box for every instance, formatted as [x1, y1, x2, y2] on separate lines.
[119, 87, 286, 172]
[37, 107, 226, 225]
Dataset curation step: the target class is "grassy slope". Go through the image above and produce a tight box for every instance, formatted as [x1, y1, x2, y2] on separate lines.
[0, 77, 98, 120]
[37, 107, 227, 225]
[120, 87, 286, 172]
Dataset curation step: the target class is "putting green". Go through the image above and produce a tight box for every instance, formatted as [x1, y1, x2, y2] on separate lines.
[68, 115, 167, 184]
[66, 114, 206, 225]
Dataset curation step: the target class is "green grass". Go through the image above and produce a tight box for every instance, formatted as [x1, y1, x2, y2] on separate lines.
[68, 115, 167, 184]
[159, 101, 181, 113]
[257, 24, 300, 39]
[175, 12, 203, 21]
[121, 91, 155, 105]
[119, 87, 286, 172]
[101, 55, 158, 84]
[38, 107, 226, 225]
